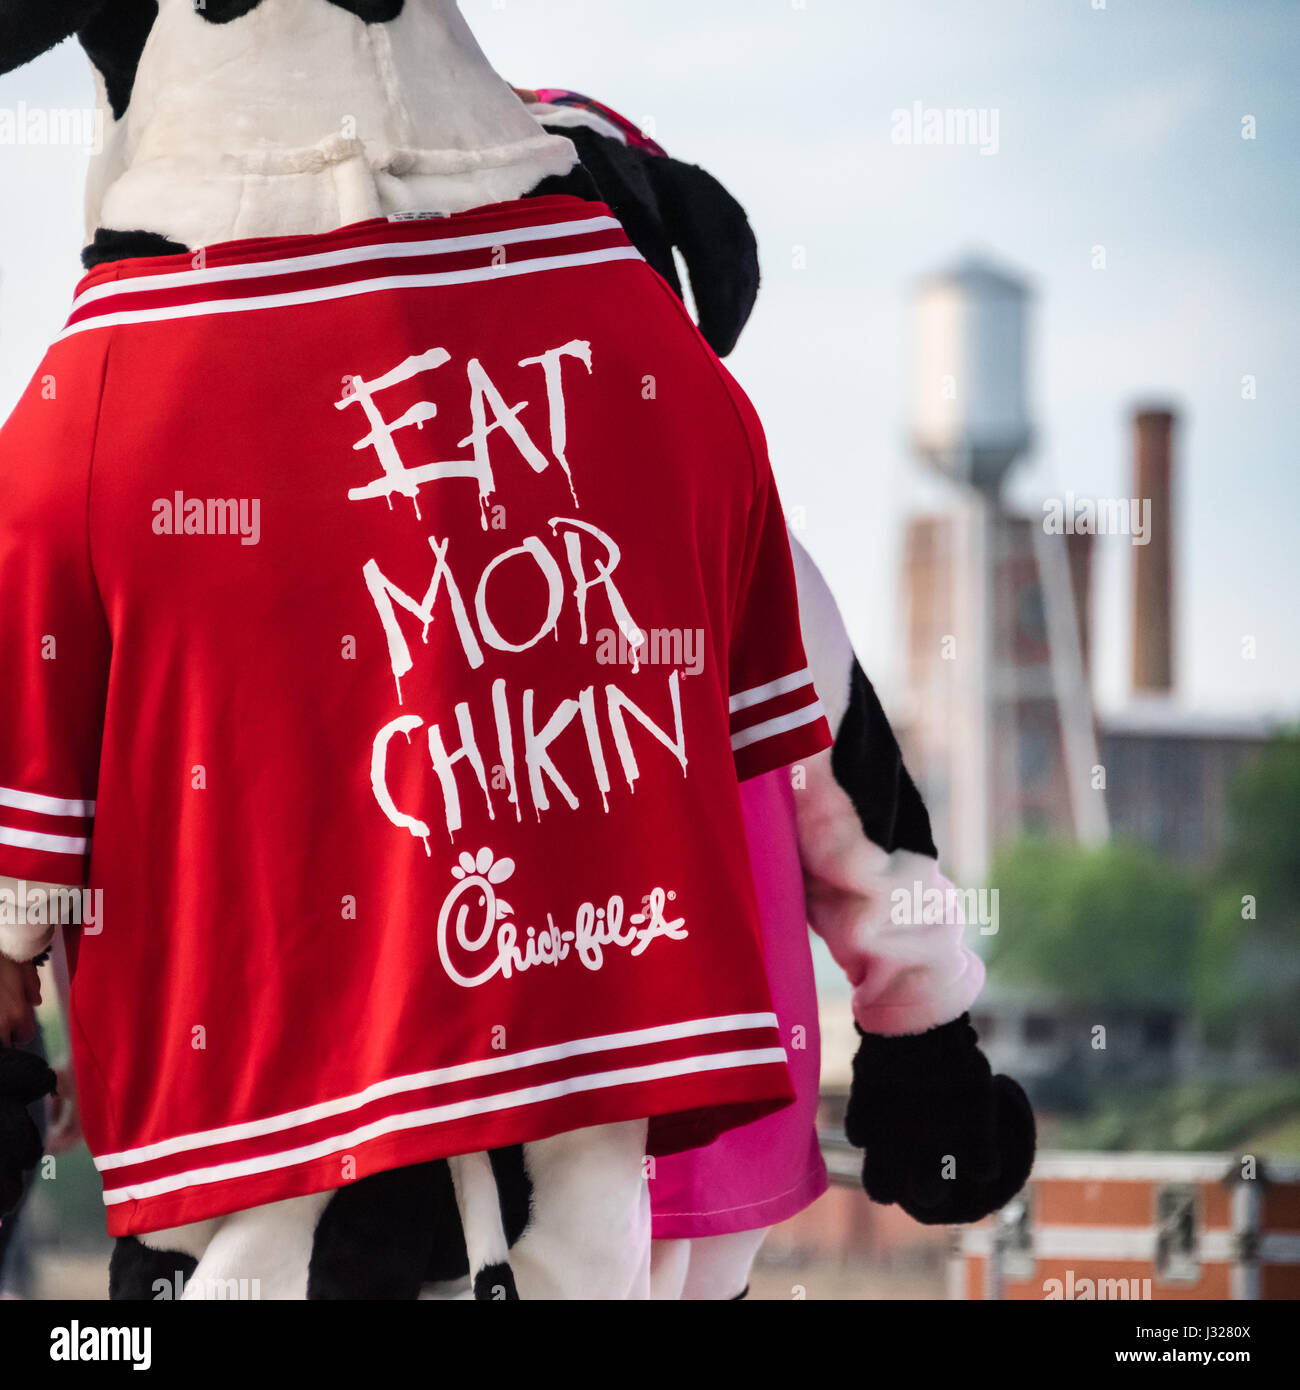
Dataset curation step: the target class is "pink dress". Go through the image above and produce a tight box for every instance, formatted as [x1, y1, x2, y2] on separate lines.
[647, 537, 989, 1241]
[650, 771, 828, 1237]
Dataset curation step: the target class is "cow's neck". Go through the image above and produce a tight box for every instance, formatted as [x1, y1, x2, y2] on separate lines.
[87, 0, 578, 251]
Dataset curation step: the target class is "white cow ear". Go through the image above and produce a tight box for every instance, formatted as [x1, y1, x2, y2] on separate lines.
[0, 0, 110, 75]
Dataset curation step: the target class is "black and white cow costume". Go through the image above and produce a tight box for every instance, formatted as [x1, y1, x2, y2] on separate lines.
[0, 0, 1033, 1300]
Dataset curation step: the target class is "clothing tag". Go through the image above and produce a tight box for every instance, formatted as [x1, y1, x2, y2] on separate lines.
[387, 211, 450, 222]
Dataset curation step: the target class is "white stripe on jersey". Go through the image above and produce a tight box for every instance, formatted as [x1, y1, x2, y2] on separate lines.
[94, 1011, 779, 1171]
[67, 215, 624, 315]
[58, 246, 644, 342]
[0, 786, 95, 817]
[0, 824, 88, 855]
[100, 1046, 788, 1207]
[730, 700, 827, 752]
[728, 667, 814, 714]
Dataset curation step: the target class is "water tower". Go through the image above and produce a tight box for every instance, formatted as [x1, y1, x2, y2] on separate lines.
[901, 256, 1107, 886]
[911, 257, 1033, 496]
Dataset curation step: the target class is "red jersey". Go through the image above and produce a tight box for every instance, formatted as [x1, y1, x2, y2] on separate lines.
[0, 196, 830, 1236]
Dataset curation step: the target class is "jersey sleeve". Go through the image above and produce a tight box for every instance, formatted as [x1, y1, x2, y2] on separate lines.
[0, 341, 111, 904]
[724, 382, 833, 781]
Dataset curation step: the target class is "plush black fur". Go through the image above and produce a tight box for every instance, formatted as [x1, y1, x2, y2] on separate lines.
[0, 0, 154, 122]
[832, 659, 939, 859]
[307, 1158, 459, 1299]
[549, 123, 760, 357]
[82, 227, 189, 270]
[108, 1235, 198, 1300]
[845, 1013, 1036, 1225]
[195, 1, 405, 25]
[326, 0, 404, 20]
[0, 0, 107, 78]
[472, 1261, 518, 1301]
[643, 153, 760, 358]
[526, 161, 602, 206]
[195, 0, 264, 25]
[79, 0, 156, 117]
[0, 1046, 55, 1217]
[301, 1145, 532, 1299]
[486, 1144, 533, 1252]
[549, 126, 673, 281]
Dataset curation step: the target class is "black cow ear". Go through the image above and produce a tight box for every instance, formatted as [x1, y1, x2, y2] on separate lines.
[0, 0, 110, 76]
[646, 156, 760, 359]
[538, 119, 760, 357]
[543, 124, 683, 296]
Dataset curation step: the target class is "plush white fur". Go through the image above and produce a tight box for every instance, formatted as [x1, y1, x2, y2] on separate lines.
[503, 1119, 651, 1299]
[788, 535, 855, 733]
[127, 1121, 651, 1300]
[143, 1190, 334, 1300]
[88, 0, 578, 249]
[447, 1150, 511, 1290]
[787, 535, 987, 1038]
[522, 101, 628, 145]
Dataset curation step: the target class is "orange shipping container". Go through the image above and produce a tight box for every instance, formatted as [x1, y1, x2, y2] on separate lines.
[951, 1153, 1300, 1301]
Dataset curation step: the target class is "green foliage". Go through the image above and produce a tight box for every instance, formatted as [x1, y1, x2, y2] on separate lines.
[1051, 1076, 1300, 1155]
[1219, 730, 1300, 897]
[1192, 731, 1300, 1051]
[986, 838, 1202, 1009]
[989, 733, 1300, 1138]
[988, 732, 1300, 1052]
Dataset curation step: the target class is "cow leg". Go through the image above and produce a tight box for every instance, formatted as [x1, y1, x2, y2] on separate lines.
[507, 1119, 650, 1299]
[178, 1191, 334, 1300]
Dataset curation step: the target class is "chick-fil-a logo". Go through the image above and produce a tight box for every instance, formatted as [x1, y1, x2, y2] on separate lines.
[436, 847, 688, 988]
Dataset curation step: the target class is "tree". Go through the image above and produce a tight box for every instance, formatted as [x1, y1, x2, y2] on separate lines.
[1193, 732, 1300, 1056]
[986, 838, 1202, 1010]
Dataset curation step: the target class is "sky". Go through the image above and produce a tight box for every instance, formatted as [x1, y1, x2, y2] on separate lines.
[0, 0, 1296, 721]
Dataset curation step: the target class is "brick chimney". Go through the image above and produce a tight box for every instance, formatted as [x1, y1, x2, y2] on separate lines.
[1131, 408, 1175, 695]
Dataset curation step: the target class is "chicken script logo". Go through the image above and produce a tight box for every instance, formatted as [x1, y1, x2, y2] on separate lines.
[436, 847, 689, 989]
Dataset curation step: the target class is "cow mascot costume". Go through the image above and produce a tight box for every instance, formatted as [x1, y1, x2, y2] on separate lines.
[0, 1, 1033, 1300]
